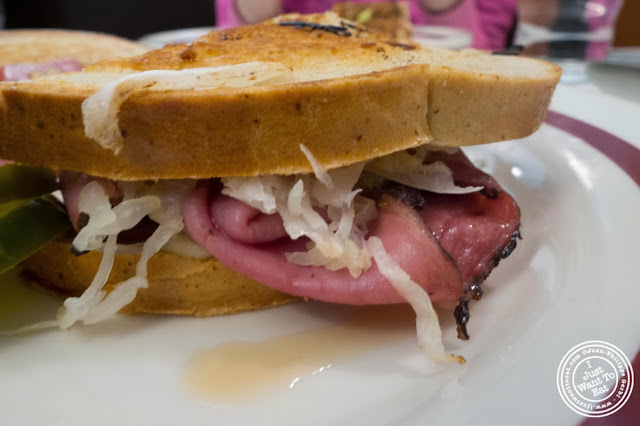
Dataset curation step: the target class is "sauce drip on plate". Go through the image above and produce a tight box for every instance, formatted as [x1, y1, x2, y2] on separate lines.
[182, 305, 416, 404]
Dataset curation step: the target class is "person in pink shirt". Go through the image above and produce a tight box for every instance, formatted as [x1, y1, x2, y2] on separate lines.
[215, 0, 518, 50]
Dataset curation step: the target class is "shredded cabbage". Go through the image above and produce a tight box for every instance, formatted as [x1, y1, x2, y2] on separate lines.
[110, 231, 210, 258]
[222, 144, 373, 277]
[365, 146, 482, 194]
[0, 320, 59, 337]
[299, 144, 333, 189]
[366, 237, 446, 362]
[73, 182, 161, 252]
[223, 145, 461, 361]
[12, 143, 474, 358]
[57, 180, 195, 328]
[82, 62, 293, 154]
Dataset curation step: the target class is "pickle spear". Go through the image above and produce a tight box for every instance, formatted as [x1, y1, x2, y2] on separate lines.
[0, 197, 70, 274]
[0, 163, 71, 274]
[0, 163, 58, 204]
[0, 164, 58, 205]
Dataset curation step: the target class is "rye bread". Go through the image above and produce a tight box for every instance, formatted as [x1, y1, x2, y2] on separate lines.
[0, 13, 561, 180]
[21, 238, 298, 316]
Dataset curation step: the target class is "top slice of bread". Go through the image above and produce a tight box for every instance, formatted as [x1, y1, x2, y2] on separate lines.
[0, 29, 149, 65]
[0, 14, 561, 180]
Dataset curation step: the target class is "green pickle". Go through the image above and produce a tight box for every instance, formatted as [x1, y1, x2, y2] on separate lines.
[0, 164, 58, 204]
[0, 163, 71, 274]
[0, 197, 70, 274]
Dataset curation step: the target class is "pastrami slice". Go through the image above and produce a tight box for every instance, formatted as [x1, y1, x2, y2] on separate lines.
[419, 150, 521, 292]
[183, 185, 464, 304]
[57, 149, 520, 308]
[0, 58, 83, 81]
[420, 190, 520, 292]
[209, 194, 288, 244]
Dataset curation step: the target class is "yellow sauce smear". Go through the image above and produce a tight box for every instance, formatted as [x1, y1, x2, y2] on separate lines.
[182, 305, 416, 404]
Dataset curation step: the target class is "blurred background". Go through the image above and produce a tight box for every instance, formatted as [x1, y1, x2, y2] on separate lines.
[613, 0, 639, 46]
[2, 0, 216, 39]
[0, 0, 638, 47]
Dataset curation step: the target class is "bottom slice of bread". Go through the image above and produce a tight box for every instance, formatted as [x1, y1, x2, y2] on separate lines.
[20, 239, 298, 316]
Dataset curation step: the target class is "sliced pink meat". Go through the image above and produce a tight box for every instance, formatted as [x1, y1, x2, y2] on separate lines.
[421, 190, 519, 290]
[0, 58, 83, 81]
[179, 150, 519, 305]
[421, 151, 521, 291]
[59, 171, 123, 231]
[183, 186, 464, 304]
[210, 194, 288, 244]
[59, 171, 161, 247]
[58, 150, 520, 307]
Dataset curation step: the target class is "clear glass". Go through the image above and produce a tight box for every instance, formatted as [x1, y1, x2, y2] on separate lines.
[516, 0, 626, 84]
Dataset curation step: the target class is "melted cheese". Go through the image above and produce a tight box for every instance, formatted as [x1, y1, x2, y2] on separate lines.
[82, 62, 293, 154]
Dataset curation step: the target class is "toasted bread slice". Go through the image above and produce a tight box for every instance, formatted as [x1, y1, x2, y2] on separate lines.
[21, 239, 298, 316]
[0, 13, 561, 180]
[0, 29, 149, 65]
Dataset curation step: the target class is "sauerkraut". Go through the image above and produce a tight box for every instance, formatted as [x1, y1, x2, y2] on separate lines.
[223, 145, 372, 277]
[365, 146, 482, 194]
[57, 180, 195, 328]
[82, 62, 293, 154]
[13, 143, 473, 362]
[367, 237, 446, 361]
[222, 144, 464, 361]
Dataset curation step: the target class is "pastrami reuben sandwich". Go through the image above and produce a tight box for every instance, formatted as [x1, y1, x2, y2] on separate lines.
[0, 29, 149, 80]
[0, 14, 561, 359]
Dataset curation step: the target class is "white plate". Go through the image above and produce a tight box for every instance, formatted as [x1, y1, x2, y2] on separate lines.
[138, 25, 472, 50]
[0, 85, 639, 425]
[412, 25, 472, 49]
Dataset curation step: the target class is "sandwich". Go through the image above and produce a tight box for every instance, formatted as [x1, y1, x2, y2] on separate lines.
[0, 14, 561, 360]
[0, 29, 149, 80]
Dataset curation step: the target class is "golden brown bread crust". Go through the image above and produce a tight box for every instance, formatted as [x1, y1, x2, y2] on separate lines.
[20, 239, 298, 316]
[0, 65, 433, 178]
[0, 14, 561, 180]
[0, 29, 149, 65]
